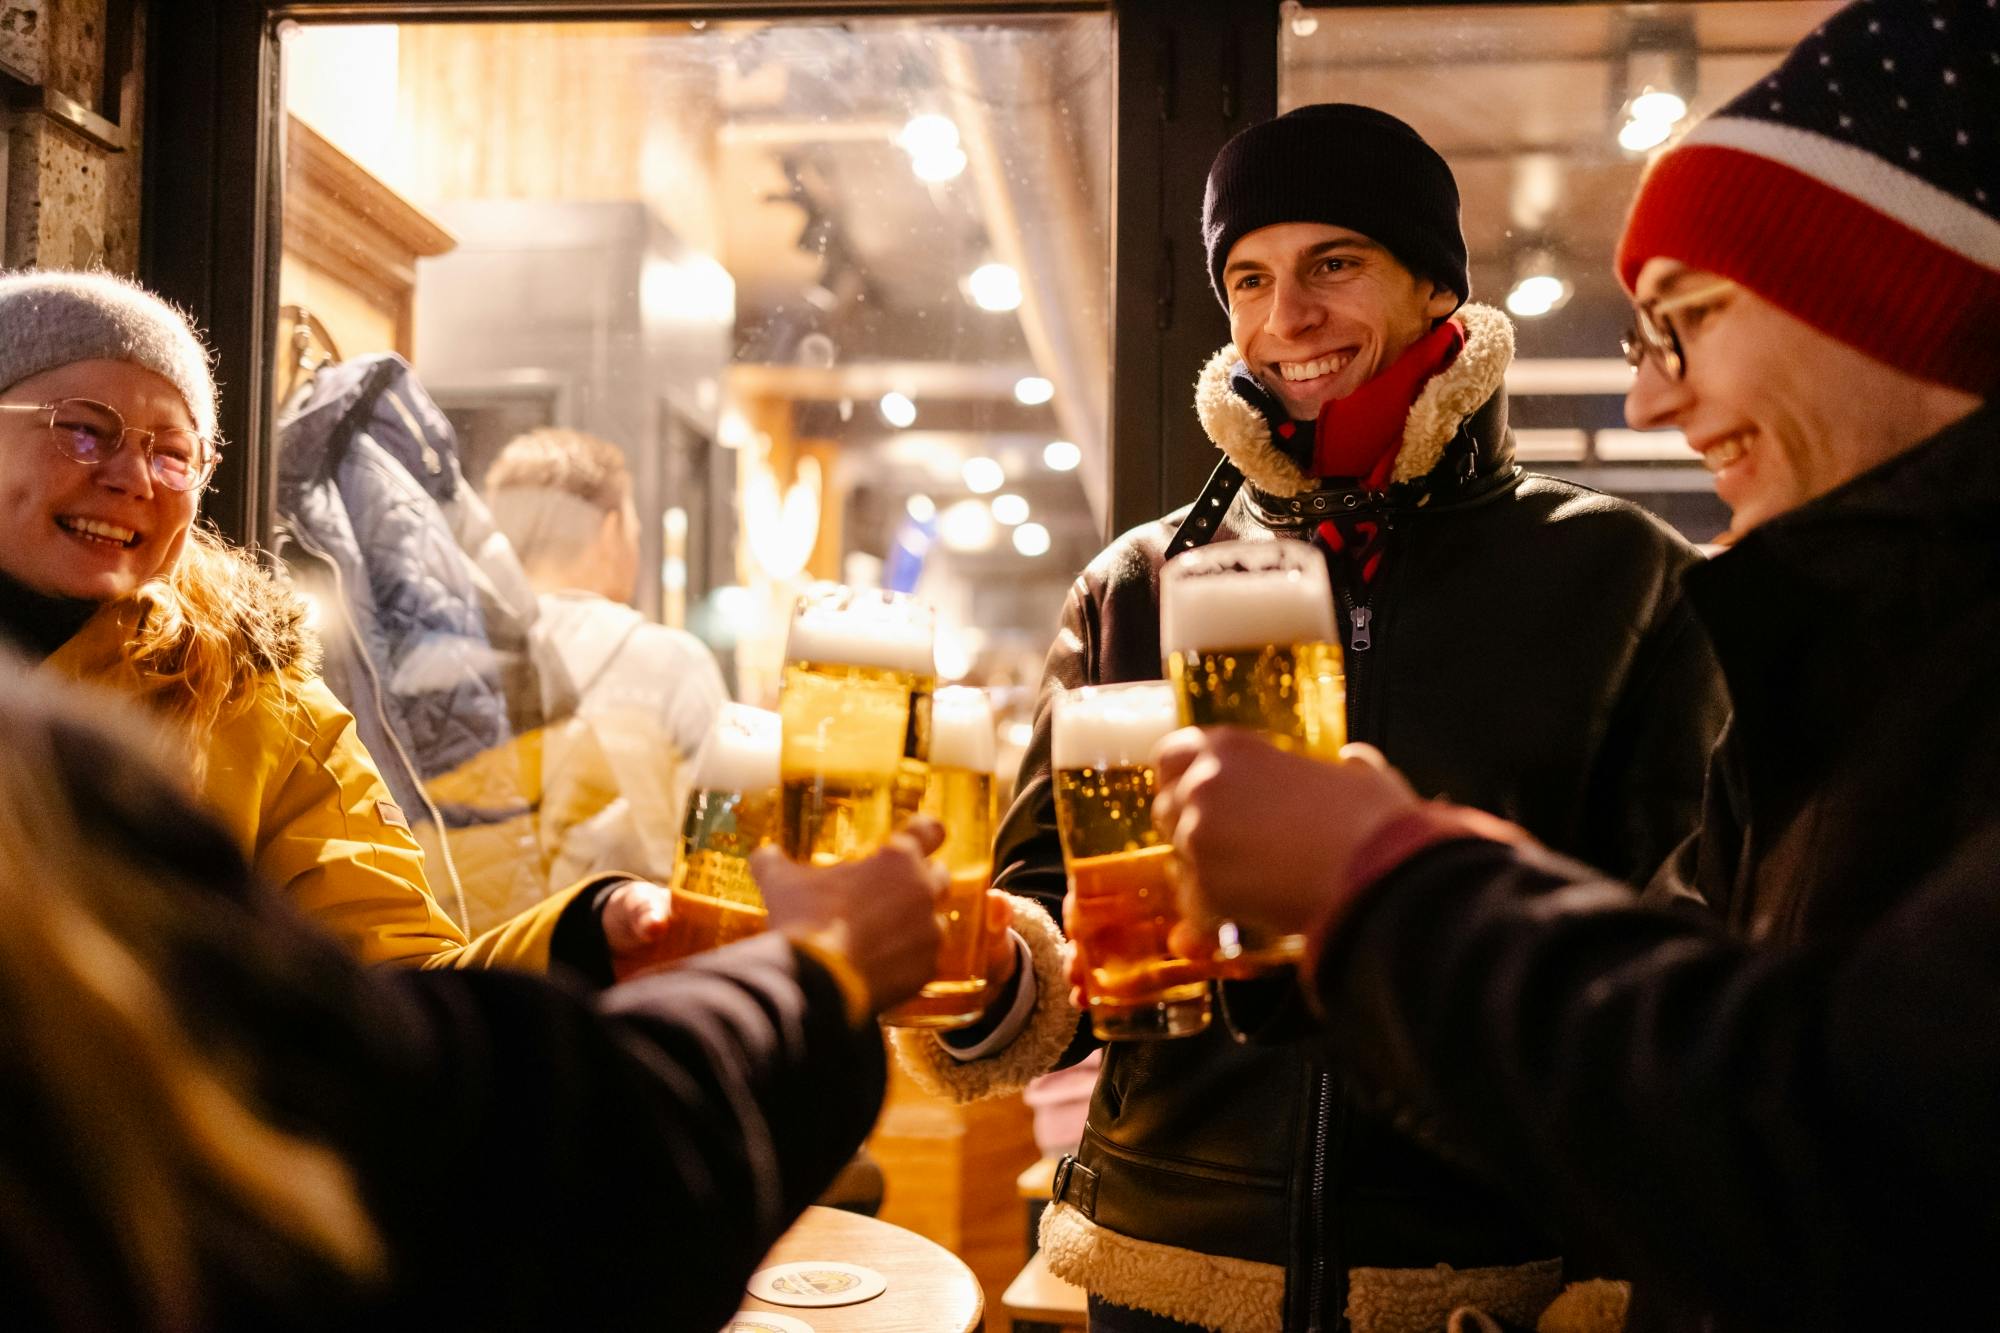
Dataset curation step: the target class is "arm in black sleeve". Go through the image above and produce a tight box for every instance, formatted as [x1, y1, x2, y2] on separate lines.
[1311, 829, 2000, 1330]
[379, 933, 885, 1333]
[1581, 584, 1729, 886]
[990, 576, 1101, 1072]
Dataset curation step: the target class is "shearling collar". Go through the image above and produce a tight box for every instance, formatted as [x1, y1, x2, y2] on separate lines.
[1193, 302, 1515, 498]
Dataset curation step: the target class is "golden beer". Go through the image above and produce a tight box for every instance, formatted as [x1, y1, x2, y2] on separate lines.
[779, 588, 937, 866]
[1053, 683, 1210, 1040]
[643, 705, 782, 970]
[1167, 642, 1346, 760]
[1161, 541, 1345, 971]
[884, 687, 998, 1029]
[658, 786, 779, 958]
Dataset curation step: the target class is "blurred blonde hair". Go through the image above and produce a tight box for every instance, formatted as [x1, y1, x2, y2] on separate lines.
[0, 665, 380, 1331]
[120, 523, 316, 779]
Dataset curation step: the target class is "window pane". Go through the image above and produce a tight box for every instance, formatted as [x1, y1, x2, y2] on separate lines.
[274, 16, 1110, 930]
[1279, 0, 1841, 540]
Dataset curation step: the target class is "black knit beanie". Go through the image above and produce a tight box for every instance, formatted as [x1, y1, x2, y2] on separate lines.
[1202, 104, 1468, 311]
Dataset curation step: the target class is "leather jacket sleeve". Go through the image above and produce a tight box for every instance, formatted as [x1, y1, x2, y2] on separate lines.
[991, 570, 1106, 1071]
[1311, 828, 2000, 1329]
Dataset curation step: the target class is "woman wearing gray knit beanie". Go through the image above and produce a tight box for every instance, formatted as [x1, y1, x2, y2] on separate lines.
[0, 270, 662, 976]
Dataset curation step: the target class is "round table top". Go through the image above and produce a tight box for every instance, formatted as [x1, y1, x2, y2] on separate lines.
[727, 1205, 984, 1333]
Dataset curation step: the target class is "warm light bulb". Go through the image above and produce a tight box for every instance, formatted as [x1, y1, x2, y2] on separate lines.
[962, 456, 1005, 494]
[990, 493, 1029, 526]
[1013, 522, 1051, 557]
[899, 114, 960, 157]
[1618, 115, 1675, 153]
[1043, 439, 1082, 472]
[968, 263, 1023, 312]
[1505, 273, 1571, 319]
[879, 391, 917, 428]
[911, 146, 967, 182]
[905, 493, 937, 523]
[939, 499, 997, 552]
[1629, 90, 1688, 125]
[1014, 376, 1055, 406]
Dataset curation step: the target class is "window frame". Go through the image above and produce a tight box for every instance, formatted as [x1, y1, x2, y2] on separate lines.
[143, 0, 1276, 550]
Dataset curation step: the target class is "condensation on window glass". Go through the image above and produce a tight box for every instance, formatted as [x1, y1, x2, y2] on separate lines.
[1279, 1, 1838, 541]
[272, 16, 1110, 929]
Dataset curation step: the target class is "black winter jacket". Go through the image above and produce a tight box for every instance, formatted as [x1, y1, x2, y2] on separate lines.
[1004, 307, 1728, 1331]
[0, 705, 884, 1333]
[1309, 400, 2000, 1331]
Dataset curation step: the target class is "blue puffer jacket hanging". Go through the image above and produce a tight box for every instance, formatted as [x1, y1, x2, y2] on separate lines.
[275, 353, 551, 924]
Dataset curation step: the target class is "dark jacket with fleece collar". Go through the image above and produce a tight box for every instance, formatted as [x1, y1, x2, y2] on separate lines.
[1307, 400, 2000, 1332]
[990, 305, 1729, 1332]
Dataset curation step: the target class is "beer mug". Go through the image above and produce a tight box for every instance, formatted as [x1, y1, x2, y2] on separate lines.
[779, 586, 937, 866]
[1161, 539, 1346, 969]
[655, 703, 782, 961]
[1052, 682, 1210, 1041]
[882, 686, 997, 1030]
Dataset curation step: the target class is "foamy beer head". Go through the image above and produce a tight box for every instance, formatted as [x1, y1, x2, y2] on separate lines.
[1052, 681, 1180, 774]
[1159, 539, 1335, 655]
[785, 585, 937, 676]
[1160, 539, 1346, 760]
[930, 687, 996, 773]
[780, 585, 938, 863]
[696, 703, 781, 796]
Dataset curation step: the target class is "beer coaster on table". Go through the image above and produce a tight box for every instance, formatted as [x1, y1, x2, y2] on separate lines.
[747, 1260, 886, 1308]
[723, 1313, 816, 1333]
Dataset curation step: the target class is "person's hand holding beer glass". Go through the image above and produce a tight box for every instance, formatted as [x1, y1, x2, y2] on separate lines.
[1054, 682, 1210, 1040]
[752, 821, 950, 1017]
[777, 587, 1003, 1029]
[882, 685, 1004, 1027]
[1160, 538, 1346, 970]
[649, 703, 784, 965]
[1149, 727, 1420, 946]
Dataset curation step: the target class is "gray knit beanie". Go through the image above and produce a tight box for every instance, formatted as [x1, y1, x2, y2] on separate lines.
[0, 270, 218, 440]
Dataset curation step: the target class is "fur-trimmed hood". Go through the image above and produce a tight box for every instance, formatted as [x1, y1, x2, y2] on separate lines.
[153, 528, 319, 677]
[1193, 301, 1515, 498]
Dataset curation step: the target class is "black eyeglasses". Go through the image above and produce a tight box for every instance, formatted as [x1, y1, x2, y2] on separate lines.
[1620, 279, 1738, 383]
[0, 396, 218, 493]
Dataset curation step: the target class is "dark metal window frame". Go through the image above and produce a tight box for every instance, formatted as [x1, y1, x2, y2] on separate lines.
[143, 0, 1276, 550]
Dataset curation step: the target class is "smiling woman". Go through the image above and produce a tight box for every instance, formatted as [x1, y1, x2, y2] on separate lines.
[0, 361, 207, 603]
[0, 269, 673, 981]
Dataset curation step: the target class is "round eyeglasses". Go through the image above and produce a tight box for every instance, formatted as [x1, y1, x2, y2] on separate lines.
[1620, 279, 1738, 383]
[0, 397, 218, 493]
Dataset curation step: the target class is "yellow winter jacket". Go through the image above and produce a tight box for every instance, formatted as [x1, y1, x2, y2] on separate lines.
[47, 599, 588, 971]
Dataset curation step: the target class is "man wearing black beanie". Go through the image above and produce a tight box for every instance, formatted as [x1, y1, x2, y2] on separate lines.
[895, 105, 1727, 1332]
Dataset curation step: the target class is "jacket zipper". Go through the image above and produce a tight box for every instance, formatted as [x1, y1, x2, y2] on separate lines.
[1348, 605, 1372, 652]
[1305, 1069, 1333, 1331]
[1308, 513, 1397, 1329]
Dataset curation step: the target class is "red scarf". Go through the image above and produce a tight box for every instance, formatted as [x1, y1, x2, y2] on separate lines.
[1312, 318, 1464, 488]
[1302, 319, 1463, 588]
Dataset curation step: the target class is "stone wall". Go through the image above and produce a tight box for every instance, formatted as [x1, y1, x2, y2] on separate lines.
[3, 0, 145, 273]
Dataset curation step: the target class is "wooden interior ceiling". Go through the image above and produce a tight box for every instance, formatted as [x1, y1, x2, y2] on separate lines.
[1283, 2, 1843, 315]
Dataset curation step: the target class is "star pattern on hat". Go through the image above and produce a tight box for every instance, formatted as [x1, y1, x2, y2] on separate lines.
[1736, 0, 2000, 214]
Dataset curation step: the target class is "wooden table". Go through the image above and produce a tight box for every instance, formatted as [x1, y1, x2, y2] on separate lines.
[728, 1205, 984, 1333]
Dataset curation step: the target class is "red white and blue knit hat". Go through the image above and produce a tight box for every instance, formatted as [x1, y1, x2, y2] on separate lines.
[1617, 0, 2000, 393]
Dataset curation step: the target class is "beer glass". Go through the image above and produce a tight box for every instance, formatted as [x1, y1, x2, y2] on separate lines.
[779, 586, 937, 866]
[1161, 539, 1346, 969]
[882, 686, 997, 1029]
[655, 703, 784, 960]
[1053, 682, 1210, 1040]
